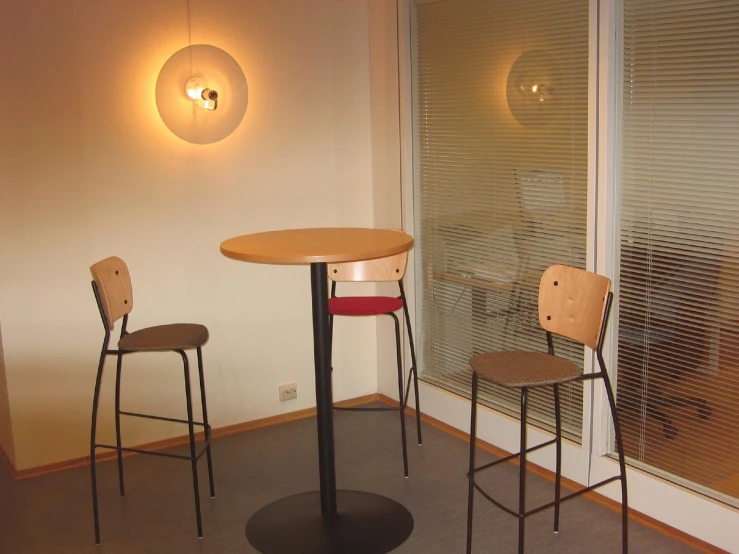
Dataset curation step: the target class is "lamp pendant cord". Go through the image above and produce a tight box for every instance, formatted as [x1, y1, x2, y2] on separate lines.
[186, 0, 193, 74]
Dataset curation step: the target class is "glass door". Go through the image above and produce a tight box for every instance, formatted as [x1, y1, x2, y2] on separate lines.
[412, 0, 591, 441]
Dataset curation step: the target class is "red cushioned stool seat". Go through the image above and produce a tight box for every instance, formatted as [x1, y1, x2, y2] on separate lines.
[328, 296, 404, 316]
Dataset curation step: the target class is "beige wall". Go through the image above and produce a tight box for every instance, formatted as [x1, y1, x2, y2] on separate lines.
[0, 0, 394, 471]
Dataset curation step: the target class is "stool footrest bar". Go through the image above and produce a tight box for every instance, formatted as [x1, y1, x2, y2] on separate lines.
[471, 438, 557, 474]
[119, 410, 206, 426]
[472, 481, 520, 517]
[334, 406, 401, 412]
[94, 438, 212, 461]
[470, 473, 623, 520]
[523, 475, 622, 517]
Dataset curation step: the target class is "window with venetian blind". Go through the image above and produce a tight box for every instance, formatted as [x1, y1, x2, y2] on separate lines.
[617, 0, 739, 507]
[412, 0, 589, 441]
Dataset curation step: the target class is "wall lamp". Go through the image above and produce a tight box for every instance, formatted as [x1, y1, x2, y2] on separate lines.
[155, 44, 248, 144]
[507, 50, 557, 127]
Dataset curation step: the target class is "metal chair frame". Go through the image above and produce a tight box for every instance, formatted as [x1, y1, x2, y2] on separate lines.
[329, 279, 422, 477]
[466, 291, 629, 554]
[89, 280, 215, 544]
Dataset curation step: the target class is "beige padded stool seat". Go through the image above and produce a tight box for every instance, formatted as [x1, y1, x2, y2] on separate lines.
[119, 324, 209, 352]
[470, 351, 581, 388]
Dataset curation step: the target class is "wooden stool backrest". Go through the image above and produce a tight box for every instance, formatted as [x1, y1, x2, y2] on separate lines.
[90, 256, 133, 330]
[328, 229, 409, 283]
[538, 264, 611, 350]
[328, 251, 408, 283]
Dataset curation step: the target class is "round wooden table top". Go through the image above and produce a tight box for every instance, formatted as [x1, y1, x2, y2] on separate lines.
[220, 228, 414, 265]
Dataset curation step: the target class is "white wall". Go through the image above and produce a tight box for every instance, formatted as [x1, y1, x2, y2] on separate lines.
[0, 0, 388, 471]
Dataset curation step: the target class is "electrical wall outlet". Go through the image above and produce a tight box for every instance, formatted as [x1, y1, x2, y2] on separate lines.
[279, 383, 297, 402]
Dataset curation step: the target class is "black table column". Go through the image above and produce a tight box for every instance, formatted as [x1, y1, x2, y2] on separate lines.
[310, 262, 337, 519]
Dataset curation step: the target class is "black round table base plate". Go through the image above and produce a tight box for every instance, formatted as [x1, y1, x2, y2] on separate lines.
[246, 490, 414, 554]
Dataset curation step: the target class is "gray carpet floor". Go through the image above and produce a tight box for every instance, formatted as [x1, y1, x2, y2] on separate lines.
[0, 406, 700, 553]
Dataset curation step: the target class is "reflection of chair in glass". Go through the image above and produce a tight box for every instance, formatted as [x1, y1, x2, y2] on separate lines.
[466, 265, 628, 554]
[89, 257, 214, 543]
[507, 169, 577, 331]
[429, 170, 581, 353]
[618, 245, 715, 439]
[328, 247, 422, 477]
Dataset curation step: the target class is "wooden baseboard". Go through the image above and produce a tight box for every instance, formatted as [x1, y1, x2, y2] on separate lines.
[8, 393, 381, 481]
[376, 394, 728, 554]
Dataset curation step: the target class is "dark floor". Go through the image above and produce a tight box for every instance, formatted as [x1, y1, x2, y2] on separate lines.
[0, 407, 699, 553]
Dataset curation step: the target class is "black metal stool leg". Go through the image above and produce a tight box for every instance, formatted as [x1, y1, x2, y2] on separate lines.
[466, 372, 479, 554]
[601, 367, 629, 554]
[411, 363, 422, 445]
[553, 383, 562, 533]
[400, 282, 423, 446]
[90, 345, 106, 545]
[180, 350, 203, 538]
[329, 281, 336, 376]
[518, 387, 528, 554]
[328, 313, 334, 374]
[114, 353, 125, 497]
[391, 313, 409, 478]
[197, 347, 215, 498]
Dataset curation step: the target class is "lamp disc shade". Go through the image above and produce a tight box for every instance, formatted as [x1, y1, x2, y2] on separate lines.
[156, 44, 248, 144]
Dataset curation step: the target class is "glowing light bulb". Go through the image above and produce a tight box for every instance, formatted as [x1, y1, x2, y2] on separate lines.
[186, 77, 206, 100]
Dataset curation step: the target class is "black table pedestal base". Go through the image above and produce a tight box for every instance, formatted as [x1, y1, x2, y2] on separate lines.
[246, 490, 414, 554]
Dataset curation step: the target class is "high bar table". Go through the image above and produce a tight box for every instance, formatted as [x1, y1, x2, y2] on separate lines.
[221, 228, 415, 554]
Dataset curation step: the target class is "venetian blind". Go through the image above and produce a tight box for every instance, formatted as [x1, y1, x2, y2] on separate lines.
[617, 0, 739, 506]
[413, 0, 589, 441]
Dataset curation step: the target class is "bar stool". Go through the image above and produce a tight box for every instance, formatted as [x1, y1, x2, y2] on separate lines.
[89, 256, 215, 543]
[328, 245, 422, 477]
[466, 264, 628, 553]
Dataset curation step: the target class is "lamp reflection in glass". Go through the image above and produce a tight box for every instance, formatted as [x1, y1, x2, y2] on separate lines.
[521, 83, 554, 102]
[506, 50, 557, 127]
[185, 77, 218, 111]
